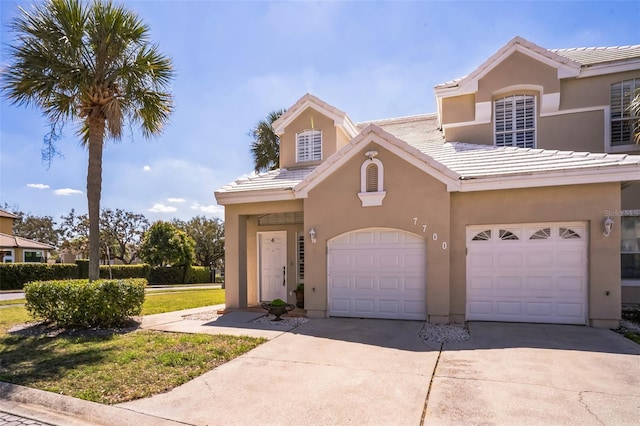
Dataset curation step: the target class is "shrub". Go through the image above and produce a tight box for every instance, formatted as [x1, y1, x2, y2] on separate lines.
[99, 264, 150, 279]
[76, 259, 89, 278]
[189, 266, 211, 283]
[24, 278, 147, 328]
[148, 265, 210, 284]
[0, 263, 78, 290]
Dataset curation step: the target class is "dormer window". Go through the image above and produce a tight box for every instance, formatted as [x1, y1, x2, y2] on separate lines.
[358, 151, 385, 207]
[296, 129, 322, 162]
[611, 79, 639, 147]
[494, 94, 536, 148]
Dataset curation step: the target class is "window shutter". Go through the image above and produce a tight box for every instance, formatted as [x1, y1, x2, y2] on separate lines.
[366, 163, 378, 192]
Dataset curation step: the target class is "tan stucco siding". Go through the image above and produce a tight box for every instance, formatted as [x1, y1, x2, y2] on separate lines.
[303, 143, 451, 320]
[476, 51, 560, 102]
[450, 183, 621, 325]
[224, 200, 303, 308]
[280, 108, 337, 169]
[0, 218, 13, 235]
[444, 123, 493, 145]
[441, 94, 475, 125]
[622, 182, 640, 211]
[560, 70, 640, 110]
[537, 110, 604, 152]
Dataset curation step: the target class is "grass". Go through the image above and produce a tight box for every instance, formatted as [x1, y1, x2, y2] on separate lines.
[0, 288, 267, 404]
[624, 332, 640, 344]
[0, 298, 26, 306]
[142, 288, 225, 314]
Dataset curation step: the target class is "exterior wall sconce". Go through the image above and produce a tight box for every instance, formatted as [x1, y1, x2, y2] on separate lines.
[603, 216, 614, 238]
[309, 228, 317, 244]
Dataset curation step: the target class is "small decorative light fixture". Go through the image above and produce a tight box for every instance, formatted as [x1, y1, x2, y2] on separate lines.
[603, 216, 614, 238]
[365, 150, 378, 160]
[309, 228, 317, 244]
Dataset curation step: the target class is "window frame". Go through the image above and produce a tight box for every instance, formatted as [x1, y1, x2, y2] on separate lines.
[610, 79, 640, 148]
[494, 94, 537, 148]
[2, 249, 14, 263]
[621, 215, 640, 285]
[23, 250, 45, 263]
[296, 129, 322, 163]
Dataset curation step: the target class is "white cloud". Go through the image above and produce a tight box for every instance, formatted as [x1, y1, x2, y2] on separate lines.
[191, 203, 224, 217]
[167, 198, 186, 203]
[143, 165, 152, 172]
[54, 188, 83, 196]
[27, 183, 50, 189]
[148, 203, 177, 213]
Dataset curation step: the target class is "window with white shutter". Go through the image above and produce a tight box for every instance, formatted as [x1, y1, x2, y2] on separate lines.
[611, 79, 639, 147]
[296, 130, 322, 162]
[494, 95, 536, 148]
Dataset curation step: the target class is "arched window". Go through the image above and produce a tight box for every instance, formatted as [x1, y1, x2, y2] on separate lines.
[358, 155, 385, 206]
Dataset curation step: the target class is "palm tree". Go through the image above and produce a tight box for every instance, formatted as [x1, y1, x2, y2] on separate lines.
[2, 0, 173, 281]
[250, 109, 286, 172]
[631, 87, 640, 143]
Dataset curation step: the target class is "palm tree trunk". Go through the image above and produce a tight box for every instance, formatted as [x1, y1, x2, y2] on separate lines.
[87, 113, 105, 281]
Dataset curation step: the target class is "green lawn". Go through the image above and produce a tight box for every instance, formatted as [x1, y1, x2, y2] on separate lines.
[0, 288, 266, 404]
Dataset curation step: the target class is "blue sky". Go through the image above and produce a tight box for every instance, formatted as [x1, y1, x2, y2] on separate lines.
[1, 0, 639, 223]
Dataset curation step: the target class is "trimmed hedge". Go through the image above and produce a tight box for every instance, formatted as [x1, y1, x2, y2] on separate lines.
[99, 264, 151, 279]
[148, 265, 212, 285]
[24, 278, 147, 328]
[0, 263, 78, 290]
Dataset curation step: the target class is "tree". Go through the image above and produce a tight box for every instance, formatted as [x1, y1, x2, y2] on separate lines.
[139, 221, 194, 268]
[630, 87, 640, 143]
[173, 216, 224, 268]
[250, 109, 286, 172]
[2, 0, 174, 281]
[59, 208, 149, 263]
[13, 211, 61, 247]
[100, 208, 149, 264]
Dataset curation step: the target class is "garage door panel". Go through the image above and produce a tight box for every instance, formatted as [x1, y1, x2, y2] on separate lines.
[467, 223, 587, 325]
[328, 228, 426, 320]
[496, 252, 523, 267]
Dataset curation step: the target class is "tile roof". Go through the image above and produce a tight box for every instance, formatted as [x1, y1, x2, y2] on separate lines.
[0, 210, 19, 219]
[216, 113, 640, 199]
[371, 115, 640, 179]
[551, 45, 640, 66]
[0, 233, 55, 250]
[216, 167, 316, 194]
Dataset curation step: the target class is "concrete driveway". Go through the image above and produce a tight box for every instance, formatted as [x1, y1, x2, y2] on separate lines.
[117, 318, 639, 426]
[427, 322, 640, 425]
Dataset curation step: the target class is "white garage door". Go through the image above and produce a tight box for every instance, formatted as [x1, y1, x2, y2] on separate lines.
[467, 222, 587, 325]
[327, 228, 426, 320]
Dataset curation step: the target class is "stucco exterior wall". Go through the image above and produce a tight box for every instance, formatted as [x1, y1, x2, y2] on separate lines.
[0, 217, 13, 235]
[450, 182, 622, 327]
[441, 94, 475, 125]
[560, 70, 640, 110]
[280, 108, 338, 169]
[622, 182, 640, 211]
[302, 142, 451, 321]
[537, 110, 604, 152]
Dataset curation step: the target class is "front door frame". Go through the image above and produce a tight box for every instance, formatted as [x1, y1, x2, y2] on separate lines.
[257, 231, 288, 302]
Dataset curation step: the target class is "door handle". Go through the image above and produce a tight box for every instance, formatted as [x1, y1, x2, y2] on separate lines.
[283, 266, 286, 286]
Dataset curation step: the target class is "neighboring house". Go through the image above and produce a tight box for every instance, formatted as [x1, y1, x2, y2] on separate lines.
[0, 209, 55, 263]
[215, 37, 640, 328]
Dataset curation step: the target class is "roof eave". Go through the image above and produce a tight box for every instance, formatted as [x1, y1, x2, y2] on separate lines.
[214, 188, 296, 205]
[455, 166, 640, 192]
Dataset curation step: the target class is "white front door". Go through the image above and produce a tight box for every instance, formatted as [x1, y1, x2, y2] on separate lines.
[258, 231, 287, 302]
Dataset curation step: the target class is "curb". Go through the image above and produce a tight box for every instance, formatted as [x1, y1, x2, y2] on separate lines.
[0, 382, 189, 426]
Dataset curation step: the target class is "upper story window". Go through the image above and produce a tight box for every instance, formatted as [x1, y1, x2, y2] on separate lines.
[494, 94, 536, 148]
[611, 79, 639, 147]
[296, 129, 322, 162]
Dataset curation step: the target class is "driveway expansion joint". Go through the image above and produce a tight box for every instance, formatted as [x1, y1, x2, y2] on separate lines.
[420, 342, 443, 425]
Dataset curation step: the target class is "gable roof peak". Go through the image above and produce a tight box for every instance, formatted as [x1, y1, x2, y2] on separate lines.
[272, 93, 359, 138]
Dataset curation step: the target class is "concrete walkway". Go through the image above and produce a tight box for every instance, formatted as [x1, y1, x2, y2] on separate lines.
[1, 308, 639, 426]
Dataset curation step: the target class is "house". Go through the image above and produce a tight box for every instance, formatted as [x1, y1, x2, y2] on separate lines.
[0, 209, 54, 263]
[215, 37, 640, 328]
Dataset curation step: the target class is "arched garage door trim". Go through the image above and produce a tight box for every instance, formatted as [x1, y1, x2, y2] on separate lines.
[327, 227, 427, 320]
